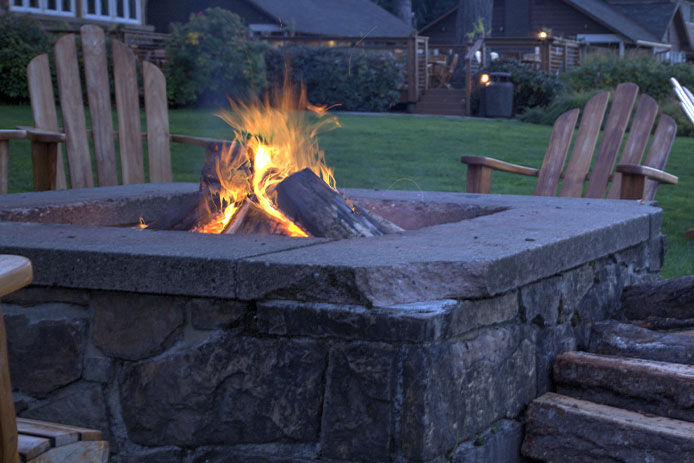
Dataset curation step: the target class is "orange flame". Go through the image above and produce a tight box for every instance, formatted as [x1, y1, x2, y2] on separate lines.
[196, 82, 340, 236]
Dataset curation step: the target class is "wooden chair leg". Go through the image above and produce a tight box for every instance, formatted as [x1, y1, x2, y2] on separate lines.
[466, 164, 492, 194]
[31, 142, 58, 191]
[619, 172, 645, 200]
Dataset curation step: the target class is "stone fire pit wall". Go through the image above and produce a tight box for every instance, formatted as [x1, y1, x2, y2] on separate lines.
[0, 185, 664, 463]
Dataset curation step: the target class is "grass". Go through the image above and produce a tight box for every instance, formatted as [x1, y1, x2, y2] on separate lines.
[2, 105, 693, 277]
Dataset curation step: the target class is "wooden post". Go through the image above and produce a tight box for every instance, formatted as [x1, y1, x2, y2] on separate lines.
[541, 40, 550, 72]
[465, 38, 472, 117]
[0, 141, 8, 195]
[407, 35, 418, 102]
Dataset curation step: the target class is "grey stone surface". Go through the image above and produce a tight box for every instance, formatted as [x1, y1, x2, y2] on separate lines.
[320, 343, 399, 462]
[535, 323, 576, 395]
[451, 420, 523, 463]
[20, 382, 109, 439]
[559, 263, 594, 318]
[189, 298, 248, 330]
[589, 320, 694, 364]
[520, 276, 561, 326]
[83, 356, 113, 383]
[3, 303, 87, 397]
[400, 325, 535, 462]
[2, 286, 90, 306]
[621, 275, 694, 321]
[120, 333, 326, 446]
[112, 447, 183, 463]
[92, 291, 184, 360]
[0, 186, 660, 305]
[523, 393, 694, 462]
[190, 444, 318, 463]
[256, 293, 517, 342]
[572, 262, 622, 350]
[555, 351, 694, 423]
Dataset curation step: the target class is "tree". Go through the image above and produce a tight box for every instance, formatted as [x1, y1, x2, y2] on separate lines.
[456, 0, 493, 43]
[392, 0, 413, 26]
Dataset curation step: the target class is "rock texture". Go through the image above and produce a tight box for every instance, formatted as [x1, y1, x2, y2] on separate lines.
[522, 393, 694, 462]
[554, 351, 694, 422]
[622, 275, 694, 322]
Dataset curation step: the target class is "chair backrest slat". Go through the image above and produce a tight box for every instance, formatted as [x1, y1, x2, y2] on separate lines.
[54, 34, 94, 189]
[26, 54, 67, 190]
[607, 93, 659, 199]
[143, 61, 172, 183]
[112, 39, 145, 185]
[534, 108, 579, 196]
[585, 82, 638, 198]
[643, 115, 677, 201]
[559, 91, 609, 197]
[81, 25, 118, 187]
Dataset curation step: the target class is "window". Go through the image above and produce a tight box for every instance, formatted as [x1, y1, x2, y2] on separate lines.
[10, 0, 75, 16]
[83, 0, 141, 24]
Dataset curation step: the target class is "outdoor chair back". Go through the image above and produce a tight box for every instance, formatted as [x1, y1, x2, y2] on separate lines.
[461, 82, 678, 201]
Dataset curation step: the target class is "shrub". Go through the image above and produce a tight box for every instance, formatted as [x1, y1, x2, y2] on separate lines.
[517, 90, 599, 125]
[265, 45, 404, 112]
[165, 7, 267, 107]
[480, 59, 565, 113]
[0, 14, 53, 104]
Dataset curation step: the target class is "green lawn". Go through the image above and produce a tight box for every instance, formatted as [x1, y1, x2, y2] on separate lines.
[2, 105, 693, 277]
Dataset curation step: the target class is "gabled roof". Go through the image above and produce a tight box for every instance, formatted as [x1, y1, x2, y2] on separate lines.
[608, 2, 678, 41]
[245, 0, 414, 38]
[561, 0, 661, 43]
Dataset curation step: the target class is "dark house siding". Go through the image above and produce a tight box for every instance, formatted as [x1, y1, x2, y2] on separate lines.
[530, 0, 611, 37]
[147, 0, 273, 33]
[421, 11, 457, 45]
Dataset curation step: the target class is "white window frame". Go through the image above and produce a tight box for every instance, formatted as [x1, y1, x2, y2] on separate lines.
[83, 0, 141, 25]
[10, 0, 76, 17]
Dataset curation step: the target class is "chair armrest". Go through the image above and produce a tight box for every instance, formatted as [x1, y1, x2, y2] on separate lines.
[16, 126, 66, 143]
[0, 255, 33, 298]
[0, 130, 26, 141]
[461, 156, 539, 177]
[170, 134, 234, 149]
[616, 164, 678, 185]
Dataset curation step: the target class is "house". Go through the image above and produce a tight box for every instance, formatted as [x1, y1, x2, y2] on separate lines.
[146, 0, 414, 38]
[0, 0, 150, 29]
[420, 0, 693, 61]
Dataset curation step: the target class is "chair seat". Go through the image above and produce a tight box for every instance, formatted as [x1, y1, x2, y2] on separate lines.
[16, 418, 107, 462]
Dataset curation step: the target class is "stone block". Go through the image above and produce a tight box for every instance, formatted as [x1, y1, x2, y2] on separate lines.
[83, 356, 113, 383]
[559, 263, 594, 317]
[400, 326, 535, 462]
[188, 298, 248, 330]
[555, 351, 694, 422]
[120, 333, 326, 446]
[535, 323, 575, 395]
[320, 342, 399, 462]
[451, 419, 523, 463]
[621, 275, 694, 321]
[20, 382, 109, 440]
[190, 444, 318, 463]
[92, 291, 184, 361]
[523, 393, 694, 462]
[3, 303, 87, 397]
[2, 286, 90, 306]
[112, 447, 182, 463]
[520, 276, 561, 326]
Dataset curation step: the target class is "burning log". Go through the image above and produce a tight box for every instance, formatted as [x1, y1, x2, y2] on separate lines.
[274, 168, 390, 239]
[225, 201, 287, 235]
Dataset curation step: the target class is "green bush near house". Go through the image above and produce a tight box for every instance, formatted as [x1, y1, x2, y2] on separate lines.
[518, 90, 600, 125]
[265, 45, 404, 112]
[165, 7, 267, 107]
[480, 59, 565, 114]
[0, 14, 53, 104]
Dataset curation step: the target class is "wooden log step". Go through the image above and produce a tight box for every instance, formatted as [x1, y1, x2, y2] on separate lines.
[589, 320, 694, 365]
[522, 392, 694, 462]
[17, 418, 102, 441]
[18, 434, 51, 461]
[621, 275, 694, 323]
[554, 351, 694, 422]
[27, 440, 109, 463]
[17, 419, 80, 447]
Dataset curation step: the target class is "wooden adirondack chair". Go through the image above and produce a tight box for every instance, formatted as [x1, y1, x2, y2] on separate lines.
[461, 82, 678, 201]
[24, 25, 229, 191]
[0, 255, 109, 463]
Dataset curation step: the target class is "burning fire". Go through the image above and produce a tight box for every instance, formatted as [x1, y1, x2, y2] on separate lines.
[193, 82, 340, 236]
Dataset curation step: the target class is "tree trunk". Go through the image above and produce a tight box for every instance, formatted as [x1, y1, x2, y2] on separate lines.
[392, 0, 413, 26]
[456, 0, 493, 43]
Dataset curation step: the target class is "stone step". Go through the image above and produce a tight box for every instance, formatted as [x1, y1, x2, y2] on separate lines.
[522, 392, 694, 462]
[554, 351, 694, 422]
[589, 320, 694, 364]
[621, 276, 694, 327]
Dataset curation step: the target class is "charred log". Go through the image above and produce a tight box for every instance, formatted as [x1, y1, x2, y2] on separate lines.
[274, 168, 385, 239]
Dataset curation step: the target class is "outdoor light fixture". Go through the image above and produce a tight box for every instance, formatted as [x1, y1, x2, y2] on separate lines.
[480, 73, 491, 86]
[538, 31, 549, 39]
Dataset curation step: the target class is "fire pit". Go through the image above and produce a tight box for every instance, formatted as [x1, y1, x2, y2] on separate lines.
[0, 183, 664, 462]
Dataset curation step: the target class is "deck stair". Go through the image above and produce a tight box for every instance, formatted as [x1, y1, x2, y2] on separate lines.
[411, 88, 467, 116]
[523, 276, 694, 462]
